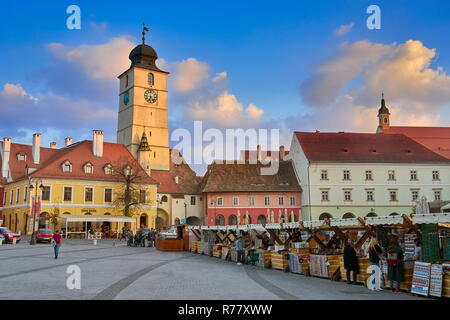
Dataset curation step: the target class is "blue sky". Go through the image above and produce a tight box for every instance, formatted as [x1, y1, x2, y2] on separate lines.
[1, 0, 450, 151]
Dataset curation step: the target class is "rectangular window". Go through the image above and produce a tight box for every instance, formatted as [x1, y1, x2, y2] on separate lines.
[10, 190, 14, 204]
[125, 74, 129, 88]
[412, 191, 419, 201]
[64, 187, 72, 201]
[410, 170, 418, 181]
[41, 186, 51, 201]
[390, 191, 397, 201]
[432, 171, 440, 181]
[248, 197, 255, 206]
[321, 191, 329, 201]
[16, 188, 20, 203]
[190, 196, 196, 205]
[321, 170, 328, 180]
[290, 197, 296, 206]
[3, 191, 6, 205]
[278, 197, 284, 205]
[366, 191, 374, 201]
[139, 190, 146, 203]
[24, 186, 28, 201]
[343, 170, 350, 180]
[344, 190, 352, 201]
[264, 196, 270, 206]
[233, 197, 239, 206]
[63, 163, 71, 172]
[85, 187, 93, 202]
[104, 188, 112, 203]
[216, 197, 223, 206]
[434, 190, 441, 201]
[388, 170, 395, 181]
[365, 170, 373, 180]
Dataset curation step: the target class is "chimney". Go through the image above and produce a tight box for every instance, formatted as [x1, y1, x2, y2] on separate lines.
[32, 133, 41, 164]
[1, 137, 11, 179]
[92, 130, 104, 157]
[65, 137, 73, 147]
[257, 145, 261, 162]
[50, 142, 57, 149]
[279, 145, 285, 161]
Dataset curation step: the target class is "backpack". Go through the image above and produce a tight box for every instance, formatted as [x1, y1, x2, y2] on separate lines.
[386, 250, 399, 266]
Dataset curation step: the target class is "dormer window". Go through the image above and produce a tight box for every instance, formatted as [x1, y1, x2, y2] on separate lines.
[104, 164, 114, 175]
[62, 161, 72, 173]
[84, 163, 93, 174]
[17, 153, 26, 161]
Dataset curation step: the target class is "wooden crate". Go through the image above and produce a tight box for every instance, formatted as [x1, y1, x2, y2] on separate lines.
[443, 272, 450, 298]
[271, 251, 289, 271]
[256, 249, 272, 268]
[327, 255, 342, 278]
[191, 241, 200, 253]
[290, 248, 310, 255]
[212, 244, 222, 258]
[382, 264, 413, 291]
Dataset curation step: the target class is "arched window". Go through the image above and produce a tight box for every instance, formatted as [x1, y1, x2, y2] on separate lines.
[215, 215, 225, 226]
[62, 212, 71, 215]
[228, 215, 237, 225]
[104, 164, 113, 175]
[319, 212, 333, 220]
[104, 212, 111, 216]
[257, 215, 267, 225]
[366, 212, 377, 218]
[148, 73, 154, 86]
[389, 212, 399, 216]
[343, 212, 355, 219]
[161, 195, 168, 202]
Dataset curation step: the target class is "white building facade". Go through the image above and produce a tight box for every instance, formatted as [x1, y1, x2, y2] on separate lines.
[286, 132, 450, 221]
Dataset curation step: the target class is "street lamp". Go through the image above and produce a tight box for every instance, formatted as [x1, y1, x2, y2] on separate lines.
[29, 182, 44, 245]
[184, 202, 187, 224]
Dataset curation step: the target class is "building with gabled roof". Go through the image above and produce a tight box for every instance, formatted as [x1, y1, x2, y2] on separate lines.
[286, 129, 450, 221]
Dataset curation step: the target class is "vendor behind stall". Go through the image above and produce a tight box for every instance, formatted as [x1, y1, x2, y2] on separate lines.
[387, 236, 405, 293]
[235, 236, 243, 265]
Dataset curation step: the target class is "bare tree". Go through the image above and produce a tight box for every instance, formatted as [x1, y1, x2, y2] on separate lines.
[49, 205, 60, 231]
[112, 158, 148, 217]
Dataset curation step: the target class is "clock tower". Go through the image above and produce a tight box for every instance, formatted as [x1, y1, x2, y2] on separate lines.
[117, 32, 170, 172]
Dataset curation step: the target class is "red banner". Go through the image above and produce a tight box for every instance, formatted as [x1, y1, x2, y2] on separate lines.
[30, 196, 41, 217]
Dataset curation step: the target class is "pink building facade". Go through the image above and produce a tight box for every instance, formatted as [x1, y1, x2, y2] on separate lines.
[204, 191, 302, 226]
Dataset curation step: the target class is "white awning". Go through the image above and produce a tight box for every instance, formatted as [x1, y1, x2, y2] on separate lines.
[59, 215, 136, 223]
[413, 213, 450, 224]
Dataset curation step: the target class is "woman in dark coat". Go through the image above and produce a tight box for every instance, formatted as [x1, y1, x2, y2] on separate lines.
[344, 239, 359, 285]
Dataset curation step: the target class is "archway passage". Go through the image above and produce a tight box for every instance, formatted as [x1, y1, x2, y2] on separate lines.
[257, 215, 266, 225]
[215, 215, 225, 226]
[38, 212, 49, 229]
[140, 214, 148, 228]
[319, 212, 333, 220]
[156, 209, 169, 230]
[186, 216, 202, 226]
[366, 212, 377, 218]
[343, 212, 355, 219]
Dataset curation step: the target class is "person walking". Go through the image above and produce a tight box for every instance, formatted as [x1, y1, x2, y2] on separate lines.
[387, 236, 405, 292]
[52, 230, 62, 259]
[368, 237, 384, 291]
[344, 238, 359, 285]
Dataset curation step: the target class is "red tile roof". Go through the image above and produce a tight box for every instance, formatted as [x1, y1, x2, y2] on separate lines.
[241, 150, 289, 161]
[0, 140, 158, 184]
[150, 170, 181, 194]
[294, 131, 450, 163]
[382, 126, 450, 159]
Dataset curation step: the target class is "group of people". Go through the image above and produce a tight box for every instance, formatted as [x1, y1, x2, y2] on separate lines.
[122, 226, 157, 247]
[343, 235, 421, 292]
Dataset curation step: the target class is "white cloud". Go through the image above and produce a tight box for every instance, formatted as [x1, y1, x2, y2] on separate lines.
[334, 23, 354, 36]
[2, 83, 38, 103]
[47, 36, 135, 81]
[300, 40, 450, 129]
[171, 58, 210, 93]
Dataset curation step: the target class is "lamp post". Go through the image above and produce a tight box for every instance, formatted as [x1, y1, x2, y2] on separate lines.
[29, 181, 44, 245]
[184, 202, 187, 224]
[210, 200, 216, 226]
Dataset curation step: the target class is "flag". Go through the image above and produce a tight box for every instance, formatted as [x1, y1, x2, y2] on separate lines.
[143, 26, 149, 31]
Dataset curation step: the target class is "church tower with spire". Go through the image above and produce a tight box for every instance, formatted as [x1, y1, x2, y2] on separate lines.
[376, 92, 390, 133]
[116, 25, 170, 172]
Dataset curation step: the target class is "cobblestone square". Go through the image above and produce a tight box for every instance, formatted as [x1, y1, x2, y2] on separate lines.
[0, 239, 424, 300]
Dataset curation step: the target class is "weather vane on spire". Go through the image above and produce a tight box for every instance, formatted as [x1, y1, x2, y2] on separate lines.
[142, 22, 149, 44]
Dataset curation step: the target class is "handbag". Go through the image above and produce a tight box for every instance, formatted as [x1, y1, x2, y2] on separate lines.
[51, 239, 56, 246]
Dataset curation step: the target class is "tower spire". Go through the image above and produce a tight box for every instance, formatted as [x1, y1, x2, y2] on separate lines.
[142, 23, 149, 44]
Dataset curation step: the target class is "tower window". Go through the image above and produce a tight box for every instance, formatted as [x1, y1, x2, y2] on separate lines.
[384, 118, 388, 123]
[125, 74, 129, 88]
[148, 73, 154, 86]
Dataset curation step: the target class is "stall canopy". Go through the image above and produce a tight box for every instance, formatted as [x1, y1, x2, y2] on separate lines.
[60, 215, 136, 238]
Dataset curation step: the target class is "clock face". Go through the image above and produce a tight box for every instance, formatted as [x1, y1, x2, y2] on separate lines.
[123, 91, 129, 105]
[144, 89, 158, 104]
